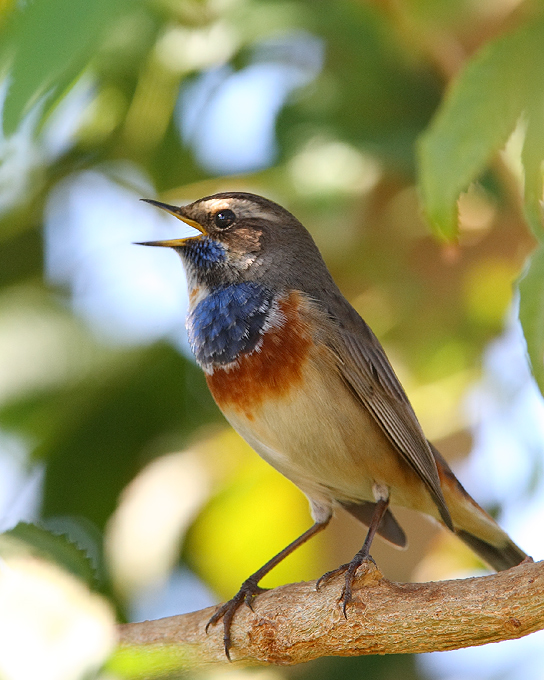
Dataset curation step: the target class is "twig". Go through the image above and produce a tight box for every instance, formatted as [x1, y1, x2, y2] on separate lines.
[116, 560, 544, 673]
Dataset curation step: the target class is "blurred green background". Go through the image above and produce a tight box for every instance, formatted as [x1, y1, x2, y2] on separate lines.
[1, 0, 544, 678]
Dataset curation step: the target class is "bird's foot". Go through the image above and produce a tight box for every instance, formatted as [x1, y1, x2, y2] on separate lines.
[316, 554, 375, 617]
[206, 577, 269, 660]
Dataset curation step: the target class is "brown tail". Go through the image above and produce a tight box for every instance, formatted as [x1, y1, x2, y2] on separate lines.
[455, 529, 527, 571]
[431, 443, 528, 571]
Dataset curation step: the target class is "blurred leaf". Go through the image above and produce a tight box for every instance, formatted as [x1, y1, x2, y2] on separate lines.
[0, 227, 42, 287]
[1, 0, 132, 134]
[108, 645, 191, 679]
[295, 652, 420, 680]
[277, 0, 441, 172]
[0, 343, 219, 529]
[418, 11, 544, 239]
[150, 118, 206, 192]
[2, 521, 96, 587]
[518, 245, 544, 396]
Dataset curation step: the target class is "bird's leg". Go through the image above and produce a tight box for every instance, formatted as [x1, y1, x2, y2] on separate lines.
[206, 518, 330, 659]
[317, 497, 389, 617]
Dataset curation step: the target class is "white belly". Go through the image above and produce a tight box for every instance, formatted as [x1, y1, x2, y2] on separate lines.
[220, 352, 398, 510]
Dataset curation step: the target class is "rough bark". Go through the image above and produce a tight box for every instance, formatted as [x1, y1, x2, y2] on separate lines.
[117, 560, 543, 672]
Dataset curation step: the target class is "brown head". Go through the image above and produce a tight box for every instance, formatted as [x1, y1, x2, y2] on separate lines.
[139, 192, 336, 295]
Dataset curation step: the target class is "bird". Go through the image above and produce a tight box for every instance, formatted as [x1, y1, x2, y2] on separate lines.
[139, 191, 528, 658]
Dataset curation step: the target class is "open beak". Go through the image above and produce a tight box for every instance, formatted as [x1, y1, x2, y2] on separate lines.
[136, 199, 205, 247]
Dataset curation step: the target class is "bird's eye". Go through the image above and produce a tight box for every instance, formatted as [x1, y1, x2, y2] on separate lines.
[214, 209, 236, 229]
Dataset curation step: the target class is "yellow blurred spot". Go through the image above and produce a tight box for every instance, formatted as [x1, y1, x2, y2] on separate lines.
[188, 433, 325, 598]
[108, 644, 192, 679]
[464, 259, 517, 325]
[111, 646, 287, 679]
[423, 339, 469, 380]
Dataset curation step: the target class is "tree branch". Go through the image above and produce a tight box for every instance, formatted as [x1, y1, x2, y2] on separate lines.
[116, 560, 544, 672]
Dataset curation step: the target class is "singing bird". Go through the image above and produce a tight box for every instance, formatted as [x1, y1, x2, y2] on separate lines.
[140, 192, 527, 657]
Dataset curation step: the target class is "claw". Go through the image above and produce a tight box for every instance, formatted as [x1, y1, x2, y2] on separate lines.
[245, 588, 267, 612]
[316, 563, 349, 591]
[205, 579, 268, 659]
[316, 555, 375, 617]
[204, 520, 331, 658]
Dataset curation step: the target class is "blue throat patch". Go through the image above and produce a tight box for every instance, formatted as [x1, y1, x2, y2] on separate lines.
[187, 282, 273, 366]
[184, 238, 226, 269]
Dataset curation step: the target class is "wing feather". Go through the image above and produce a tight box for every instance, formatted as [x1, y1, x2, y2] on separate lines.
[326, 306, 453, 530]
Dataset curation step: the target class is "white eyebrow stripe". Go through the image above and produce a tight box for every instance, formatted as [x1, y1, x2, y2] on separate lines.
[202, 198, 284, 223]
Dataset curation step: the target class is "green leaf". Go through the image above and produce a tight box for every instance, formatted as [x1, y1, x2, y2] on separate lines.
[2, 521, 96, 587]
[518, 245, 544, 397]
[418, 11, 544, 240]
[1, 0, 132, 135]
